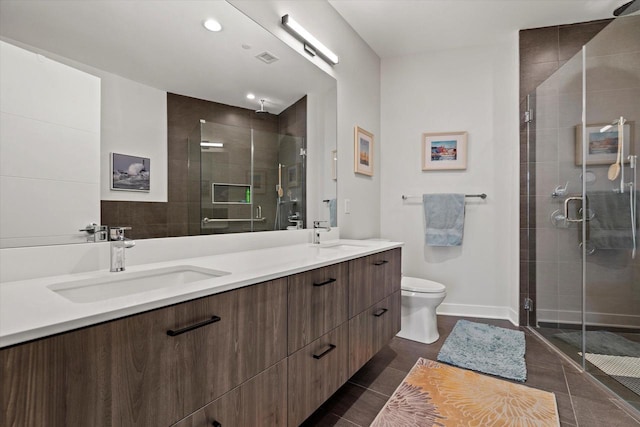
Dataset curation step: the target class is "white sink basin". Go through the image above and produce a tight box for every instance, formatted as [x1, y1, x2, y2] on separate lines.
[48, 265, 230, 303]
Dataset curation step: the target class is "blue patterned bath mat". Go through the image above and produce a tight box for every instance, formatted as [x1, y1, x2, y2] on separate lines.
[437, 320, 527, 382]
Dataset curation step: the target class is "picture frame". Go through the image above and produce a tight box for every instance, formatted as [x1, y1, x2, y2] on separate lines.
[287, 164, 299, 187]
[354, 126, 374, 176]
[111, 152, 150, 192]
[248, 169, 267, 194]
[422, 131, 468, 171]
[575, 122, 634, 166]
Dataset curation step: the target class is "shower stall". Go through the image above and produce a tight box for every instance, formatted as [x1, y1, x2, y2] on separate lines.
[187, 120, 306, 235]
[524, 14, 640, 410]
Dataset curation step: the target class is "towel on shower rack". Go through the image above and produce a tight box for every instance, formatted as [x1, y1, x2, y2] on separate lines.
[587, 191, 638, 250]
[423, 193, 465, 246]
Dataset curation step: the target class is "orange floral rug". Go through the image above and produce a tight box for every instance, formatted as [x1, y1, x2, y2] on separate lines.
[371, 358, 559, 427]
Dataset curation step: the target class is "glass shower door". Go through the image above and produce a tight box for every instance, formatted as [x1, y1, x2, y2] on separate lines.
[582, 15, 640, 408]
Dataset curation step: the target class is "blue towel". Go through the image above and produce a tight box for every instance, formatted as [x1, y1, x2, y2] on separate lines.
[329, 198, 337, 227]
[423, 194, 465, 246]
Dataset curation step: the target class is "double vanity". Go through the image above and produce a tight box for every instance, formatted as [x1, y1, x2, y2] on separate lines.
[0, 239, 402, 426]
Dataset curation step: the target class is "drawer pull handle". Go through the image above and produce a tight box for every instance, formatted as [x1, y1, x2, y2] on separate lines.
[313, 278, 336, 287]
[312, 344, 337, 359]
[373, 308, 388, 317]
[373, 260, 388, 266]
[167, 316, 221, 336]
[212, 421, 222, 427]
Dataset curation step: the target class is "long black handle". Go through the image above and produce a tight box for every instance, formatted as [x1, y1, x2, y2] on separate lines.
[312, 344, 337, 359]
[373, 260, 388, 266]
[212, 421, 221, 427]
[373, 308, 388, 317]
[167, 316, 221, 336]
[313, 278, 336, 287]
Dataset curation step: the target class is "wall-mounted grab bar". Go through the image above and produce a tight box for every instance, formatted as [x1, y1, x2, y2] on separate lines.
[402, 193, 487, 200]
[202, 217, 266, 223]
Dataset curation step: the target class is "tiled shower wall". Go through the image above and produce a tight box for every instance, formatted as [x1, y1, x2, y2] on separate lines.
[102, 94, 306, 240]
[518, 19, 612, 326]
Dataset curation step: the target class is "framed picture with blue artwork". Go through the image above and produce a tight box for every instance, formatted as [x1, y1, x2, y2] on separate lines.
[422, 131, 467, 171]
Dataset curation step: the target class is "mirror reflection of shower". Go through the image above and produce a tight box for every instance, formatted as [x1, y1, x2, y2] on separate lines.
[187, 118, 306, 235]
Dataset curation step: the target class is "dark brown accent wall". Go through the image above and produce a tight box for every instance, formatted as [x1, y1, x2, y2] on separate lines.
[102, 94, 306, 240]
[518, 19, 612, 326]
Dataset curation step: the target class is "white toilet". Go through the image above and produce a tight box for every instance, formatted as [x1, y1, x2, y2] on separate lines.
[396, 276, 446, 344]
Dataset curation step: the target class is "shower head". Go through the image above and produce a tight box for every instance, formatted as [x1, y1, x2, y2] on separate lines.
[613, 0, 639, 16]
[255, 99, 269, 114]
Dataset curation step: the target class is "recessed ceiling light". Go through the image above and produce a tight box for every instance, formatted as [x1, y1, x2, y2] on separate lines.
[246, 93, 255, 100]
[203, 19, 222, 32]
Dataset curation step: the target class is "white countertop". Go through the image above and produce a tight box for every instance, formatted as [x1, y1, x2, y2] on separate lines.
[0, 239, 402, 348]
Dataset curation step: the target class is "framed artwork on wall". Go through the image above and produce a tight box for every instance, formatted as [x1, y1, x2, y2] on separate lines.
[354, 126, 374, 176]
[422, 131, 468, 171]
[111, 152, 150, 192]
[575, 122, 634, 166]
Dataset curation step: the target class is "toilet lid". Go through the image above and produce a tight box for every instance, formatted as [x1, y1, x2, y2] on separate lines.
[401, 276, 446, 293]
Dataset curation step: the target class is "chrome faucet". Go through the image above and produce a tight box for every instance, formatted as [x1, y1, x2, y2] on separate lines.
[109, 227, 135, 272]
[313, 220, 331, 244]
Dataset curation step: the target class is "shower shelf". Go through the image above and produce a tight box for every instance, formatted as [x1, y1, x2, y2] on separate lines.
[202, 217, 266, 223]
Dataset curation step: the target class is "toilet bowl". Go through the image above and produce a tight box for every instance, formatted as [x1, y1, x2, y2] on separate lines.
[396, 276, 446, 344]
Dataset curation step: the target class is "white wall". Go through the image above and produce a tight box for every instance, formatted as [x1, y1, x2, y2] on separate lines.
[100, 75, 167, 202]
[380, 40, 521, 324]
[0, 41, 101, 248]
[230, 0, 382, 239]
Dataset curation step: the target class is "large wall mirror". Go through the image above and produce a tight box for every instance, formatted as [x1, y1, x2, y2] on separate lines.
[0, 1, 337, 248]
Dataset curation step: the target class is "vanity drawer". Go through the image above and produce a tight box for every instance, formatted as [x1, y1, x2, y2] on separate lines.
[348, 291, 401, 376]
[348, 248, 401, 317]
[172, 359, 287, 427]
[287, 262, 348, 354]
[287, 323, 349, 427]
[166, 278, 287, 422]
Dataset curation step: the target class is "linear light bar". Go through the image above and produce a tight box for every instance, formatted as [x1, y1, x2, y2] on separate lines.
[281, 14, 339, 65]
[200, 142, 224, 148]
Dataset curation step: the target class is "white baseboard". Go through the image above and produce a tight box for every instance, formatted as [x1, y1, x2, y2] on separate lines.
[437, 303, 519, 326]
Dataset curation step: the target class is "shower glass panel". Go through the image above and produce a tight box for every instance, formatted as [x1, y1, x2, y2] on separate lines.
[528, 14, 640, 411]
[187, 121, 306, 234]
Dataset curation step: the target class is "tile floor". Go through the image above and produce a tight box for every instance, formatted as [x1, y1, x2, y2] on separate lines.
[302, 315, 640, 427]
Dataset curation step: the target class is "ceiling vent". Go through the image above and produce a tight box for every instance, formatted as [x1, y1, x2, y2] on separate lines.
[255, 51, 279, 64]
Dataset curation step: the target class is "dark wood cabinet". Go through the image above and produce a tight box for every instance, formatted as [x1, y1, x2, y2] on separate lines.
[287, 262, 348, 354]
[349, 291, 401, 377]
[349, 248, 402, 317]
[287, 323, 349, 427]
[169, 278, 287, 418]
[172, 359, 287, 427]
[1, 322, 112, 427]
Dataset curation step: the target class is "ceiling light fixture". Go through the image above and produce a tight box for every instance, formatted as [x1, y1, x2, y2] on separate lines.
[203, 19, 222, 32]
[281, 14, 339, 65]
[246, 93, 255, 100]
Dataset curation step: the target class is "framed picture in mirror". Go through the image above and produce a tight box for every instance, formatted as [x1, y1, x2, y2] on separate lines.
[110, 153, 150, 192]
[575, 122, 634, 166]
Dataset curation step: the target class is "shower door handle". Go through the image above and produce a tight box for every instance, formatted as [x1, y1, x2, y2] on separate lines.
[564, 196, 584, 223]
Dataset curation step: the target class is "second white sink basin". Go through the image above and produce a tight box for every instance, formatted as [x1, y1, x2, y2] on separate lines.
[48, 265, 230, 303]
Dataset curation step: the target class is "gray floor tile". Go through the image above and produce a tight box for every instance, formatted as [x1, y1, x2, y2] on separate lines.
[320, 382, 388, 427]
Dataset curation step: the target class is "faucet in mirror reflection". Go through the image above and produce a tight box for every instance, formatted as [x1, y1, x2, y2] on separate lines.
[109, 227, 135, 272]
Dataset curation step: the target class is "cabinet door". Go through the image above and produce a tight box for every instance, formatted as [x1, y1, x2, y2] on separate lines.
[349, 248, 401, 317]
[172, 359, 287, 427]
[1, 323, 112, 427]
[288, 262, 348, 354]
[287, 323, 349, 427]
[348, 291, 401, 377]
[169, 278, 287, 420]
